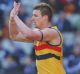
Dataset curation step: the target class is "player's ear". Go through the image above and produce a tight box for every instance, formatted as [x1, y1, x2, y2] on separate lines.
[43, 15, 48, 21]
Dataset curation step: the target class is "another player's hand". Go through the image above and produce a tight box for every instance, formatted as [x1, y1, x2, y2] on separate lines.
[10, 1, 20, 18]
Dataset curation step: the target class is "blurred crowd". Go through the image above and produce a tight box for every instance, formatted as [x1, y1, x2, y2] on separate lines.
[0, 0, 80, 74]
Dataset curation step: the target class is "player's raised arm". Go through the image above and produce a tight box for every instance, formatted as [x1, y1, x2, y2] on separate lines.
[9, 1, 20, 39]
[9, 2, 42, 41]
[9, 2, 60, 43]
[9, 2, 34, 42]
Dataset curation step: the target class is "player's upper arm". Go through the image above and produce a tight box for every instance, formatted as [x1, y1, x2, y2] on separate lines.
[31, 28, 59, 42]
[10, 28, 59, 42]
[40, 28, 59, 41]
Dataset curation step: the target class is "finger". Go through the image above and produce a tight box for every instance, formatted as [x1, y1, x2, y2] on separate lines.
[14, 1, 20, 8]
[15, 3, 20, 11]
[14, 1, 16, 8]
[16, 3, 20, 9]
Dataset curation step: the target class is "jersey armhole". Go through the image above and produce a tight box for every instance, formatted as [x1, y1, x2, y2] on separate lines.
[47, 28, 62, 46]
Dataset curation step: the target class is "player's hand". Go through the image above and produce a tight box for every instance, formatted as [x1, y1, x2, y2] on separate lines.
[13, 1, 20, 14]
[10, 1, 20, 18]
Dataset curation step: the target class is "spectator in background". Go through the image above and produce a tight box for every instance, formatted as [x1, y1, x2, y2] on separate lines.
[18, 5, 29, 22]
[0, 9, 5, 29]
[21, 0, 40, 16]
[2, 53, 23, 74]
[24, 56, 37, 74]
[77, 0, 80, 13]
[0, 0, 13, 12]
[64, 41, 80, 74]
[62, 0, 79, 31]
[52, 0, 77, 32]
[63, 31, 80, 74]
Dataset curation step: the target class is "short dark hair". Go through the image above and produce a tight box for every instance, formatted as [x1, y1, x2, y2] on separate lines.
[33, 3, 53, 21]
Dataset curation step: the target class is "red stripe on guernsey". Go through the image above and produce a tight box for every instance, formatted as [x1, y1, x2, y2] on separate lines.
[35, 44, 61, 52]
